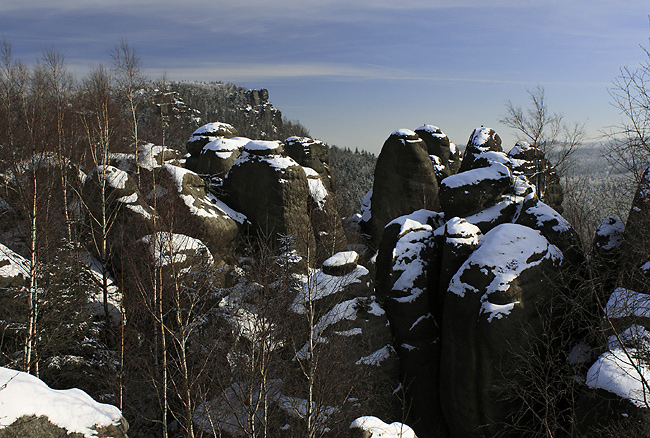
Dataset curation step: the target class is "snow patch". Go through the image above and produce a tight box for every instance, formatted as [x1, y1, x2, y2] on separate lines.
[0, 367, 123, 437]
[350, 416, 416, 438]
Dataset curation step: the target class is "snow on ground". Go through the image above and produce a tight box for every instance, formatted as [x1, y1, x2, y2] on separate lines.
[440, 163, 510, 189]
[0, 367, 123, 437]
[350, 416, 416, 438]
[448, 223, 562, 321]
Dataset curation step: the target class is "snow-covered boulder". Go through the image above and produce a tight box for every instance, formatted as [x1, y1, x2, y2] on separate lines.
[322, 251, 359, 276]
[285, 136, 335, 192]
[350, 416, 417, 438]
[369, 129, 439, 244]
[0, 367, 128, 437]
[185, 136, 247, 176]
[459, 126, 503, 172]
[441, 223, 563, 437]
[439, 162, 512, 219]
[186, 122, 239, 156]
[154, 164, 245, 266]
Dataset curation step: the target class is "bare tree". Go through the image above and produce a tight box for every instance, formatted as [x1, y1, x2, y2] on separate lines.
[501, 86, 585, 175]
[110, 39, 146, 184]
[603, 33, 650, 183]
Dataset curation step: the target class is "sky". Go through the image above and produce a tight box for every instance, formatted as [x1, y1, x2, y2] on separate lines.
[1, 1, 649, 154]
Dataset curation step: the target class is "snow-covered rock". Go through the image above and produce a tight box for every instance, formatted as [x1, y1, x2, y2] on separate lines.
[350, 416, 417, 438]
[369, 129, 439, 244]
[0, 367, 127, 437]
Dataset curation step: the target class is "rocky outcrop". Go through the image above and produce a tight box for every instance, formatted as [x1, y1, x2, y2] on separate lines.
[441, 224, 563, 437]
[415, 125, 461, 181]
[223, 140, 315, 261]
[368, 129, 440, 244]
[459, 127, 503, 172]
[375, 126, 582, 438]
[154, 164, 245, 266]
[508, 141, 564, 212]
[82, 165, 157, 265]
[285, 136, 348, 262]
[185, 122, 246, 177]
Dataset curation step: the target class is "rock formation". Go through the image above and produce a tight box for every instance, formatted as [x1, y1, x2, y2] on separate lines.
[375, 126, 580, 437]
[367, 129, 441, 245]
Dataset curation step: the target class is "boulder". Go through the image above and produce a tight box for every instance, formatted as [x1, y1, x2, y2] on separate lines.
[284, 136, 335, 192]
[185, 136, 247, 177]
[369, 130, 439, 244]
[222, 140, 315, 261]
[154, 164, 245, 266]
[459, 127, 503, 172]
[441, 223, 563, 437]
[415, 124, 461, 179]
[439, 163, 512, 219]
[186, 122, 239, 156]
[322, 251, 359, 276]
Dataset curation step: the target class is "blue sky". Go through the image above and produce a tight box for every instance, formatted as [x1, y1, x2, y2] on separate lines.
[1, 0, 649, 153]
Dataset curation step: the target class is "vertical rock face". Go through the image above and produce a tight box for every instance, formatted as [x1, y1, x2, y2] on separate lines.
[285, 136, 348, 263]
[375, 126, 580, 438]
[415, 124, 461, 181]
[368, 129, 440, 245]
[441, 224, 563, 437]
[222, 140, 316, 261]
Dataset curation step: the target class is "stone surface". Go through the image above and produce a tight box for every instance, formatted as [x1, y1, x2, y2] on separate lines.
[369, 130, 439, 245]
[222, 144, 315, 261]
